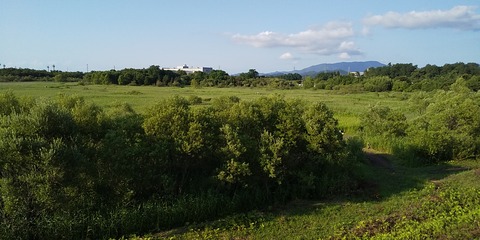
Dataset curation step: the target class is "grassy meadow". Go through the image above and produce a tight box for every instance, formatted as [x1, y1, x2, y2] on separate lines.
[0, 82, 411, 133]
[2, 82, 479, 239]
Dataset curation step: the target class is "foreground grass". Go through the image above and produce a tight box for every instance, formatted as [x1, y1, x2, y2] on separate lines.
[132, 156, 480, 239]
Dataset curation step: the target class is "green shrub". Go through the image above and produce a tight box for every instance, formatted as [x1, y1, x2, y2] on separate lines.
[360, 105, 407, 141]
[407, 80, 480, 162]
[0, 90, 21, 115]
[363, 76, 393, 92]
[392, 80, 409, 92]
[0, 93, 363, 239]
[187, 95, 203, 105]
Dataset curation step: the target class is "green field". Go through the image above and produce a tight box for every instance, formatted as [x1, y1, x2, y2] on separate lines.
[0, 82, 411, 133]
[1, 82, 479, 239]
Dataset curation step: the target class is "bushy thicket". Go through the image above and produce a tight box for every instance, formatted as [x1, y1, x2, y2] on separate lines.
[0, 92, 361, 239]
[361, 79, 480, 165]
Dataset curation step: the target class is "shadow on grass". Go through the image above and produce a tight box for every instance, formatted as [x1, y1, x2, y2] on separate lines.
[154, 151, 476, 239]
[263, 150, 473, 218]
[356, 149, 470, 200]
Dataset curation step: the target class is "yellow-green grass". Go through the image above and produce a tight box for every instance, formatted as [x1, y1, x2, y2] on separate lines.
[0, 82, 411, 133]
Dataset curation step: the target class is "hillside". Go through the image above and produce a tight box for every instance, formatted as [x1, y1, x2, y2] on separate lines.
[264, 61, 385, 76]
[159, 152, 480, 239]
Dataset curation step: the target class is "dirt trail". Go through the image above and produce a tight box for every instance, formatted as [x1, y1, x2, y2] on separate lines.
[364, 149, 395, 172]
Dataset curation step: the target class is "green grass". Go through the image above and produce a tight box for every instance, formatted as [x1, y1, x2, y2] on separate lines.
[0, 82, 411, 133]
[138, 159, 479, 240]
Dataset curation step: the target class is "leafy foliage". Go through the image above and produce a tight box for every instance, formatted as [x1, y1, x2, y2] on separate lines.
[361, 79, 480, 165]
[363, 76, 393, 92]
[0, 92, 360, 239]
[361, 105, 407, 138]
[407, 79, 480, 162]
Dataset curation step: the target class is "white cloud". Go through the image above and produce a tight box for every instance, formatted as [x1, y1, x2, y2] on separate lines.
[363, 5, 480, 30]
[338, 52, 351, 59]
[280, 52, 295, 60]
[361, 26, 371, 36]
[232, 21, 362, 57]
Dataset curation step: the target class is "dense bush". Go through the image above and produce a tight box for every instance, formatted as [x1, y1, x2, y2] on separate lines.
[361, 105, 407, 138]
[363, 76, 393, 92]
[362, 79, 480, 165]
[360, 105, 407, 152]
[0, 92, 361, 239]
[406, 79, 480, 162]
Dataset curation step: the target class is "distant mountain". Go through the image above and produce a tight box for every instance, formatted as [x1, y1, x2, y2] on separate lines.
[263, 61, 385, 77]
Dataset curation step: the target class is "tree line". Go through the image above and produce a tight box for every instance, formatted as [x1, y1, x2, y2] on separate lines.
[2, 62, 478, 92]
[0, 67, 84, 82]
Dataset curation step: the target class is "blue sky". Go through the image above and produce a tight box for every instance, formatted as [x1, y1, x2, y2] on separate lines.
[1, 0, 479, 74]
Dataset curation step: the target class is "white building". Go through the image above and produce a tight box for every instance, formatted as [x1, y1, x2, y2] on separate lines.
[163, 64, 212, 74]
[349, 71, 365, 77]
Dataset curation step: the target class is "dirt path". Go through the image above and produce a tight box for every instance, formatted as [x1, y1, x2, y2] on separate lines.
[364, 149, 395, 172]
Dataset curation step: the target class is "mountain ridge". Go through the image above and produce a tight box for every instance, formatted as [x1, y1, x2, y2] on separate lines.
[263, 61, 385, 76]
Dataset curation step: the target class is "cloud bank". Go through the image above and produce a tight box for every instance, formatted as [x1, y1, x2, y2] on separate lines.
[232, 22, 362, 58]
[363, 5, 480, 30]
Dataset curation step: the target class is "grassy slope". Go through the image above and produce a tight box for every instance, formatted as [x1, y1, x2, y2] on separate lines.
[149, 157, 480, 240]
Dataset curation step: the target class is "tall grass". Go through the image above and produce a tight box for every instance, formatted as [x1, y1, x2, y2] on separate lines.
[0, 82, 411, 114]
[0, 190, 272, 240]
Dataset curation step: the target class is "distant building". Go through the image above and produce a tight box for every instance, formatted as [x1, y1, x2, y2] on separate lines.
[163, 64, 212, 74]
[349, 71, 365, 77]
